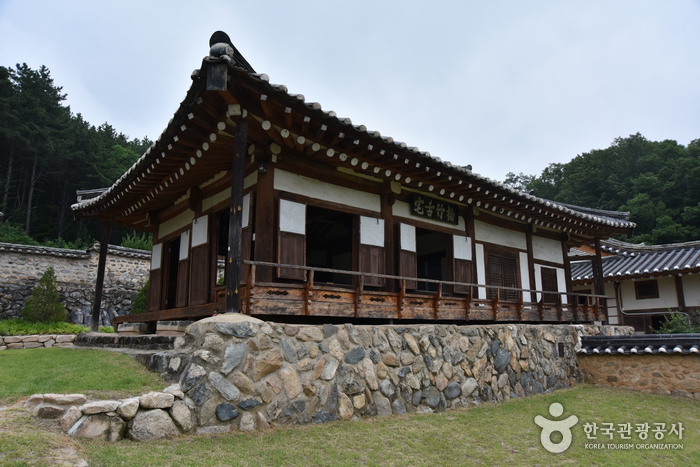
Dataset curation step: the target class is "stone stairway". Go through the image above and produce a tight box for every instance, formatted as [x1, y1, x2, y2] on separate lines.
[74, 332, 179, 351]
[74, 332, 191, 383]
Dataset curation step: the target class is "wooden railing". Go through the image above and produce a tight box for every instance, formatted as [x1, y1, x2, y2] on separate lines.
[115, 261, 606, 333]
[241, 260, 606, 323]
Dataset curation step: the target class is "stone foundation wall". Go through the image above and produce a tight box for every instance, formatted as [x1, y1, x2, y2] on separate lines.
[22, 318, 633, 441]
[149, 318, 587, 436]
[0, 242, 150, 325]
[577, 354, 700, 398]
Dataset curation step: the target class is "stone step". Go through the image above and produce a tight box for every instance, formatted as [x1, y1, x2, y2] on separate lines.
[74, 332, 178, 351]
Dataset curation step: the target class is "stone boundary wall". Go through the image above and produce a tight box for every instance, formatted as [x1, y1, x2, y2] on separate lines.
[0, 242, 150, 326]
[0, 334, 77, 350]
[577, 354, 700, 398]
[24, 319, 632, 442]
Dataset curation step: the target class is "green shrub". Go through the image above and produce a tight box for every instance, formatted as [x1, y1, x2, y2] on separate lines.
[131, 279, 149, 314]
[0, 319, 86, 336]
[0, 319, 114, 335]
[21, 267, 67, 323]
[0, 221, 39, 245]
[654, 311, 700, 334]
[121, 231, 152, 250]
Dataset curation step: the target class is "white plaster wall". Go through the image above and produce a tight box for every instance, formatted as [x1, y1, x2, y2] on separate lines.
[242, 193, 251, 229]
[360, 217, 384, 247]
[475, 243, 486, 299]
[151, 243, 162, 270]
[473, 220, 526, 250]
[179, 230, 190, 259]
[275, 169, 381, 212]
[454, 235, 472, 261]
[393, 200, 466, 231]
[520, 252, 532, 301]
[159, 210, 195, 241]
[532, 235, 563, 264]
[201, 172, 257, 212]
[191, 215, 209, 247]
[620, 276, 678, 311]
[681, 274, 700, 307]
[400, 224, 416, 252]
[279, 200, 306, 234]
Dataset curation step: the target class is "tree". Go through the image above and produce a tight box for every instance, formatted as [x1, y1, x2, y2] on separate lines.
[516, 133, 700, 244]
[0, 63, 150, 246]
[21, 266, 67, 322]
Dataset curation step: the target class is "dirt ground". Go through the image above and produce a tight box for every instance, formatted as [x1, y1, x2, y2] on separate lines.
[0, 398, 89, 467]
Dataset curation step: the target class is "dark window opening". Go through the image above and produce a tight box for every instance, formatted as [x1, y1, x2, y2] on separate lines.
[165, 237, 181, 308]
[541, 267, 559, 304]
[635, 280, 659, 300]
[416, 228, 448, 292]
[306, 206, 354, 285]
[577, 289, 592, 305]
[487, 252, 519, 301]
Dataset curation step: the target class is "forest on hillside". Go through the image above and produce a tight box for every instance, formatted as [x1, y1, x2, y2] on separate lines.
[505, 133, 700, 245]
[1, 64, 698, 249]
[0, 64, 151, 248]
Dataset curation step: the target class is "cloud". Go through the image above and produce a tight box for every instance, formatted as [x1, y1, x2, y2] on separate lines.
[1, 0, 698, 181]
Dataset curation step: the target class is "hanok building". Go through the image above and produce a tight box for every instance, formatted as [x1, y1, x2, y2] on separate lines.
[571, 239, 700, 333]
[72, 32, 635, 332]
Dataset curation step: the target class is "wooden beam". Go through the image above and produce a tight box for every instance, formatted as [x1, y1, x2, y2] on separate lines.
[91, 222, 112, 331]
[593, 238, 607, 321]
[675, 274, 686, 311]
[253, 153, 276, 282]
[226, 120, 248, 313]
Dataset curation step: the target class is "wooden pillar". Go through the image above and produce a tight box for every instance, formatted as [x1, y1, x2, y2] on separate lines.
[226, 120, 248, 313]
[674, 275, 686, 311]
[561, 234, 576, 321]
[253, 150, 276, 282]
[381, 183, 396, 291]
[91, 221, 111, 331]
[592, 238, 608, 322]
[525, 226, 537, 306]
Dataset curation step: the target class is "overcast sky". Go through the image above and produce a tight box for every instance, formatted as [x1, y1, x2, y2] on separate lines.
[1, 1, 698, 182]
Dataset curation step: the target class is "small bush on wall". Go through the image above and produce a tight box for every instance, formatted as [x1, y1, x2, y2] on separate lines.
[654, 310, 700, 334]
[131, 279, 149, 314]
[21, 267, 67, 323]
[121, 231, 152, 251]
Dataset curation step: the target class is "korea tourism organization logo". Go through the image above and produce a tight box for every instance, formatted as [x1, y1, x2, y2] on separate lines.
[534, 403, 685, 453]
[534, 403, 579, 453]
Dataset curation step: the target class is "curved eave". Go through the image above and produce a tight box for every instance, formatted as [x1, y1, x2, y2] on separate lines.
[72, 54, 635, 240]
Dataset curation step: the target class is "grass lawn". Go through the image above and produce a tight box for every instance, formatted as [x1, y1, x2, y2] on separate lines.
[81, 386, 699, 467]
[0, 347, 164, 402]
[0, 348, 698, 466]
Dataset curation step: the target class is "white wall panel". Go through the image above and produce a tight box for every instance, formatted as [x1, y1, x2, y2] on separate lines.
[360, 217, 385, 247]
[151, 243, 162, 270]
[474, 220, 526, 250]
[279, 200, 306, 234]
[275, 169, 380, 212]
[400, 224, 416, 252]
[475, 243, 486, 299]
[179, 231, 190, 260]
[191, 215, 209, 247]
[454, 235, 472, 261]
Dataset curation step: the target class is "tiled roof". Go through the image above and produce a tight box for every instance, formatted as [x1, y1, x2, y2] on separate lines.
[578, 334, 700, 355]
[0, 242, 151, 260]
[570, 239, 700, 281]
[70, 31, 635, 240]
